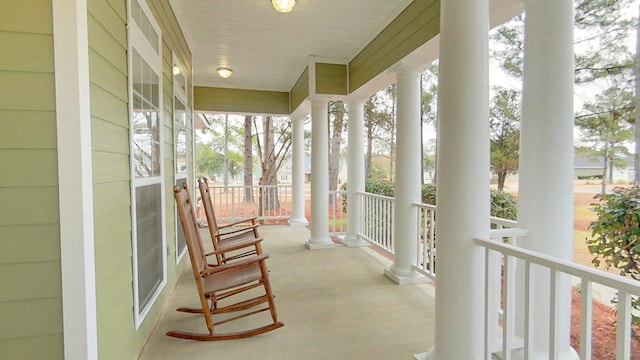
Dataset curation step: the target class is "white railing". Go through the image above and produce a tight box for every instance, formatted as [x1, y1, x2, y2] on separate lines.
[358, 191, 395, 256]
[328, 190, 347, 236]
[415, 203, 437, 279]
[205, 184, 293, 223]
[204, 185, 347, 235]
[476, 235, 640, 360]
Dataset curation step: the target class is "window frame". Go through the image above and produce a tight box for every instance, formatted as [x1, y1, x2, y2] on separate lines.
[127, 0, 166, 329]
[172, 53, 189, 262]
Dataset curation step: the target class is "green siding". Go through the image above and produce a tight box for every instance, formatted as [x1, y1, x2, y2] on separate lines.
[290, 66, 309, 112]
[349, 0, 440, 92]
[315, 63, 348, 95]
[0, 4, 61, 340]
[195, 87, 290, 115]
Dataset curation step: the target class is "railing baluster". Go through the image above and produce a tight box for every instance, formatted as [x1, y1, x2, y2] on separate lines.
[484, 247, 491, 360]
[524, 260, 532, 360]
[549, 268, 559, 360]
[503, 254, 514, 360]
[616, 290, 631, 360]
[579, 278, 592, 360]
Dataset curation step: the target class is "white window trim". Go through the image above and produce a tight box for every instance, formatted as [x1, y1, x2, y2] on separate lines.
[127, 0, 166, 329]
[173, 53, 189, 263]
[53, 0, 98, 358]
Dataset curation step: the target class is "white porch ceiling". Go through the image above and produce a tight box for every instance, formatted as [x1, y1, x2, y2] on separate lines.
[168, 0, 523, 95]
[168, 0, 414, 92]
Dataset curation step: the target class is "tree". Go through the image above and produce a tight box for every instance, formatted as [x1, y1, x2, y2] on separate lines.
[196, 141, 223, 179]
[243, 115, 254, 202]
[254, 116, 292, 211]
[364, 91, 393, 179]
[635, 2, 640, 185]
[576, 85, 634, 192]
[328, 101, 346, 196]
[489, 87, 521, 191]
[421, 62, 439, 184]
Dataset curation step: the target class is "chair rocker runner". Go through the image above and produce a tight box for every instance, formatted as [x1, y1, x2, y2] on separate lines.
[169, 183, 283, 341]
[198, 178, 262, 265]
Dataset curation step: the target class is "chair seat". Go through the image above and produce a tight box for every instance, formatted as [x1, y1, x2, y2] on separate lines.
[203, 262, 263, 294]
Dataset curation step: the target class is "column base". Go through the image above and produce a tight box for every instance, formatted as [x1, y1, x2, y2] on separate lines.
[341, 235, 369, 247]
[384, 267, 429, 285]
[288, 217, 309, 227]
[305, 238, 336, 250]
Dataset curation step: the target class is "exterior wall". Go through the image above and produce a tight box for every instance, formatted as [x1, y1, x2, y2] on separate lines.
[349, 0, 440, 92]
[315, 63, 348, 95]
[0, 1, 63, 358]
[195, 87, 290, 115]
[88, 0, 193, 358]
[289, 66, 309, 112]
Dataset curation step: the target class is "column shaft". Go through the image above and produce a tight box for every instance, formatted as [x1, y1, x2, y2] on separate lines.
[428, 0, 490, 358]
[290, 114, 308, 226]
[385, 68, 426, 285]
[344, 99, 368, 246]
[518, 0, 578, 358]
[307, 98, 334, 249]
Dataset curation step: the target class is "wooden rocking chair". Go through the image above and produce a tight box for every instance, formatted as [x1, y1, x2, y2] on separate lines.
[198, 178, 262, 264]
[169, 183, 283, 340]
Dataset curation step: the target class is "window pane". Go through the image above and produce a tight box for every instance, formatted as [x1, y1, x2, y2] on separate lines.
[175, 178, 187, 256]
[174, 98, 187, 175]
[135, 183, 163, 310]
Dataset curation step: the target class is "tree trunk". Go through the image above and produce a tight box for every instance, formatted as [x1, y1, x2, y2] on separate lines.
[497, 171, 506, 191]
[223, 114, 229, 189]
[602, 143, 609, 194]
[366, 119, 373, 179]
[635, 4, 640, 186]
[243, 115, 254, 202]
[328, 102, 344, 204]
[258, 116, 280, 212]
[388, 86, 396, 181]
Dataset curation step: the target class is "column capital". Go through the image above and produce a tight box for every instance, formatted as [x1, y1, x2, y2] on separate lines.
[309, 94, 332, 104]
[389, 62, 425, 78]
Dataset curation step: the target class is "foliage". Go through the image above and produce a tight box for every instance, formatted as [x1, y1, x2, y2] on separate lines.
[489, 87, 521, 191]
[345, 180, 518, 220]
[587, 186, 640, 280]
[196, 141, 223, 178]
[587, 186, 640, 321]
[490, 190, 518, 220]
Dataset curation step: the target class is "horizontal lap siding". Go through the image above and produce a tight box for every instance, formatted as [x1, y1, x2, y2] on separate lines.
[87, 0, 138, 358]
[349, 0, 440, 92]
[0, 0, 63, 358]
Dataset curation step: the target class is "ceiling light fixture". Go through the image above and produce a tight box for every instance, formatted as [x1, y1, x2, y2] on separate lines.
[172, 65, 181, 76]
[272, 0, 295, 13]
[217, 67, 233, 79]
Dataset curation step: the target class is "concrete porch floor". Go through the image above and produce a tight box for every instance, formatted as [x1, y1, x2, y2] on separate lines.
[139, 225, 435, 359]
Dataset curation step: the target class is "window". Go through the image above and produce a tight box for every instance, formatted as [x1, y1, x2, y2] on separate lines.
[173, 54, 189, 260]
[128, 0, 165, 328]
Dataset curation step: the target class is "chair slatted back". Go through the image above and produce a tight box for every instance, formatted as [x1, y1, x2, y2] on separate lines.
[198, 178, 221, 239]
[174, 184, 208, 276]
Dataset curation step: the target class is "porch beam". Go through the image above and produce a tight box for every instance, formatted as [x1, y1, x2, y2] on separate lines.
[425, 0, 490, 357]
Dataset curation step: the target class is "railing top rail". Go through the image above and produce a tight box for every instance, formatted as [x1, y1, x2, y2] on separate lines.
[358, 191, 395, 201]
[489, 216, 518, 227]
[208, 184, 292, 189]
[412, 202, 436, 210]
[475, 237, 640, 295]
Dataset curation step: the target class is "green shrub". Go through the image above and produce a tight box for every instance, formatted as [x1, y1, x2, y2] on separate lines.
[342, 181, 518, 220]
[586, 186, 640, 322]
[490, 189, 518, 220]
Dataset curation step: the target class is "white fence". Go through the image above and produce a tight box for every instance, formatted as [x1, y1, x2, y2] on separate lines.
[476, 235, 640, 359]
[357, 192, 395, 256]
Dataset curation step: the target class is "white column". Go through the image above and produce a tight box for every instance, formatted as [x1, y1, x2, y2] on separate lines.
[343, 98, 368, 247]
[517, 0, 578, 359]
[53, 0, 98, 359]
[384, 67, 427, 285]
[425, 0, 490, 358]
[306, 97, 335, 249]
[289, 113, 309, 227]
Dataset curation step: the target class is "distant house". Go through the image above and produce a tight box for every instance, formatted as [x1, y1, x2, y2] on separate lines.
[574, 155, 635, 183]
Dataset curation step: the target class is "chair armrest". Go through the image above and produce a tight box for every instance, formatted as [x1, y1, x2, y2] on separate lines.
[218, 224, 260, 237]
[201, 254, 270, 276]
[218, 216, 258, 229]
[207, 237, 263, 255]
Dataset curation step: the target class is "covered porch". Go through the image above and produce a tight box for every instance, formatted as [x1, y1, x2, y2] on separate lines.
[139, 225, 436, 359]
